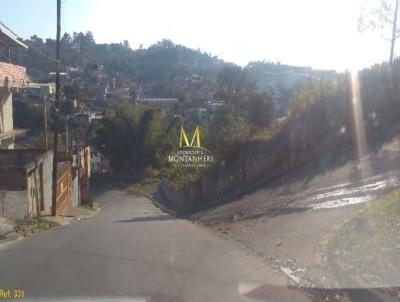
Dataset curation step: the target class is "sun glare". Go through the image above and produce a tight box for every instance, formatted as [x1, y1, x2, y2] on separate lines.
[350, 68, 371, 179]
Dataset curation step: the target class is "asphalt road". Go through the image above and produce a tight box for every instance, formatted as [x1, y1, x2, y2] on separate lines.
[0, 190, 295, 302]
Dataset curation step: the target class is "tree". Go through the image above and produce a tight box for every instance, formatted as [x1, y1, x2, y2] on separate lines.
[215, 66, 254, 117]
[13, 95, 43, 134]
[213, 66, 275, 141]
[247, 93, 274, 130]
[93, 103, 179, 173]
[123, 40, 130, 49]
[359, 0, 400, 64]
[61, 33, 72, 46]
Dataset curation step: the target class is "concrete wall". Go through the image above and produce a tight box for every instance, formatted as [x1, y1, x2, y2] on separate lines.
[0, 190, 27, 218]
[79, 147, 91, 200]
[26, 165, 42, 217]
[0, 88, 13, 133]
[41, 151, 53, 212]
[0, 149, 53, 217]
[24, 150, 53, 215]
[0, 168, 26, 190]
[0, 150, 46, 167]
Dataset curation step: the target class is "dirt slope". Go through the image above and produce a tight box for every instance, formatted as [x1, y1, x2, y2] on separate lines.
[191, 138, 400, 291]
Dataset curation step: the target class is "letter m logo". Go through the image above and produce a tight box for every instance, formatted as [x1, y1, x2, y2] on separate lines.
[179, 126, 201, 148]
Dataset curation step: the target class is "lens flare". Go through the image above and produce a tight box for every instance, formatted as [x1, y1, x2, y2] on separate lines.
[350, 68, 371, 179]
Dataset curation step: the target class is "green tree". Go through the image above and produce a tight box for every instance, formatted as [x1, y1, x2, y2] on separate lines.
[247, 93, 274, 130]
[211, 66, 275, 149]
[93, 103, 180, 174]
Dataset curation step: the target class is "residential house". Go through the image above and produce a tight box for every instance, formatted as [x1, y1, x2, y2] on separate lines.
[72, 112, 95, 128]
[0, 149, 84, 219]
[0, 22, 29, 149]
[138, 97, 178, 109]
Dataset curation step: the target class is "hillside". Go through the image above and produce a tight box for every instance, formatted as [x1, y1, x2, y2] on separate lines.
[10, 31, 336, 111]
[11, 33, 227, 98]
[245, 62, 337, 115]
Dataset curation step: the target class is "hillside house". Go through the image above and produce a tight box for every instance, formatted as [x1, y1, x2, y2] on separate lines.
[0, 149, 80, 219]
[138, 98, 178, 109]
[0, 22, 28, 149]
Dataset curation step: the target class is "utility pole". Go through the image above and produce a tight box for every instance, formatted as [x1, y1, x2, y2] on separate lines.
[51, 0, 61, 216]
[42, 95, 48, 149]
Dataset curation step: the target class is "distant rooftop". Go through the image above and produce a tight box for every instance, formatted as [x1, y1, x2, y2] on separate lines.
[139, 98, 179, 102]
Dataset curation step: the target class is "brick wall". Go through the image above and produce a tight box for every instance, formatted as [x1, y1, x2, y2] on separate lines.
[0, 62, 27, 88]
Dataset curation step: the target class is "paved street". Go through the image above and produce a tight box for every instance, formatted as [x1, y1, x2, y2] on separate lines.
[0, 190, 289, 302]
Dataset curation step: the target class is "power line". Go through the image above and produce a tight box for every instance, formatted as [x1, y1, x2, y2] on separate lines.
[1, 20, 65, 68]
[61, 1, 68, 37]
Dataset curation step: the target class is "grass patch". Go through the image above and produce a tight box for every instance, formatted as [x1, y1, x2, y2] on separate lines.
[15, 218, 60, 237]
[82, 193, 96, 207]
[160, 166, 204, 189]
[125, 165, 206, 198]
[79, 197, 102, 211]
[367, 189, 400, 217]
[327, 188, 400, 288]
[78, 204, 96, 211]
[126, 177, 161, 197]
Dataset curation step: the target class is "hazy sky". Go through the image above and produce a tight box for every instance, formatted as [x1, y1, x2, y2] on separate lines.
[0, 0, 392, 71]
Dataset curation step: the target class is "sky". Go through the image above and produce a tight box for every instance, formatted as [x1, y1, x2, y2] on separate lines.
[0, 0, 392, 71]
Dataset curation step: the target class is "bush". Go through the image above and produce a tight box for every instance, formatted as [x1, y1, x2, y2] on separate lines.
[82, 193, 96, 206]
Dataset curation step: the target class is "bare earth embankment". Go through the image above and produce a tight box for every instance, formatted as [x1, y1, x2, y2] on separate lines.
[191, 138, 400, 300]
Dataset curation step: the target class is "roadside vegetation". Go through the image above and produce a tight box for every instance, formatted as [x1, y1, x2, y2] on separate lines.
[91, 66, 276, 191]
[327, 189, 400, 288]
[14, 218, 60, 237]
[91, 58, 400, 213]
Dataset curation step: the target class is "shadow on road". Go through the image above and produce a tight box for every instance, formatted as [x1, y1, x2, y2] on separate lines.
[245, 284, 400, 302]
[114, 215, 176, 223]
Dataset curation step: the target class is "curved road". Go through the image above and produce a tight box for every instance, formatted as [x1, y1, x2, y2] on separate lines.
[0, 190, 293, 302]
